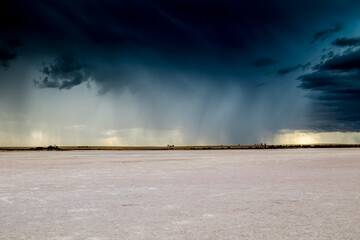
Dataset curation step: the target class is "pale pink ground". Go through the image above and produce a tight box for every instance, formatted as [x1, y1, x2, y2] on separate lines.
[1, 149, 360, 239]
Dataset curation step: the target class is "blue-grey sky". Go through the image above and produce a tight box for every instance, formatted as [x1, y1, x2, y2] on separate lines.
[1, 0, 360, 146]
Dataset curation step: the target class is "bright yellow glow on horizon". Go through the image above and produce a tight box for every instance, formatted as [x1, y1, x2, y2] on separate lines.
[271, 130, 360, 145]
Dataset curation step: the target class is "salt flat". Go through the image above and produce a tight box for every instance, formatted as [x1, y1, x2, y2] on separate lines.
[1, 149, 360, 240]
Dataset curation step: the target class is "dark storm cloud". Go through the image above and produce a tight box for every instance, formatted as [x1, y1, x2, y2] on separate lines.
[319, 50, 360, 71]
[2, 0, 284, 50]
[0, 0, 299, 93]
[332, 37, 360, 47]
[1, 0, 356, 56]
[310, 24, 342, 44]
[34, 55, 92, 90]
[2, 0, 360, 144]
[298, 49, 360, 131]
[277, 63, 311, 76]
[1, 1, 358, 77]
[0, 39, 21, 69]
[252, 58, 277, 67]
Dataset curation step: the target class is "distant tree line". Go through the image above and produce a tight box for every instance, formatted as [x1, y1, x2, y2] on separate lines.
[30, 145, 61, 151]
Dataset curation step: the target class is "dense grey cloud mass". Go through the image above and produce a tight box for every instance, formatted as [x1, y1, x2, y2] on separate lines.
[320, 50, 360, 71]
[298, 49, 360, 131]
[34, 55, 92, 90]
[332, 37, 360, 47]
[1, 0, 360, 145]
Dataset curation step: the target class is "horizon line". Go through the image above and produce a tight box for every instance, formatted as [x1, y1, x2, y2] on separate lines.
[1, 144, 360, 151]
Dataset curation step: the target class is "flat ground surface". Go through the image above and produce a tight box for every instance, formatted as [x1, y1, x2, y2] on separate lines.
[1, 149, 360, 240]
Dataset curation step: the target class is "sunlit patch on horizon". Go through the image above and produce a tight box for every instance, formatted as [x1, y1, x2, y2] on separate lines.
[270, 130, 360, 145]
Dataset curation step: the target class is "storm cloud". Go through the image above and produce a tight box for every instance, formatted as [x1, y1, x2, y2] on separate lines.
[1, 0, 360, 145]
[298, 49, 360, 131]
[34, 55, 92, 90]
[332, 37, 360, 47]
[320, 50, 360, 71]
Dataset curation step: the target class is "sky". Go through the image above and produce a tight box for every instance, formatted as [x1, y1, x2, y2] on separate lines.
[1, 0, 360, 146]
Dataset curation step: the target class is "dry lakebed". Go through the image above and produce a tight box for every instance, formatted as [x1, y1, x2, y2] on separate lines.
[1, 149, 360, 239]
